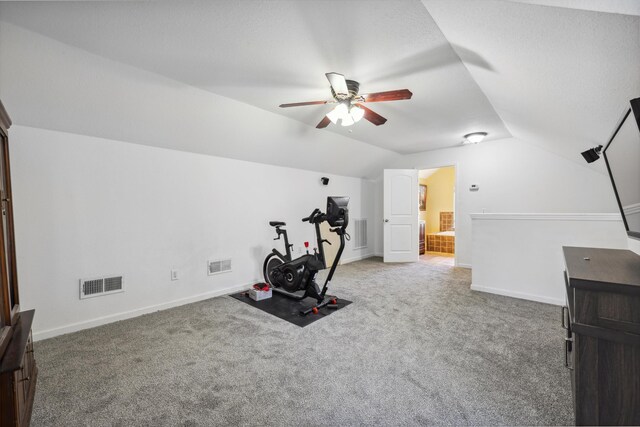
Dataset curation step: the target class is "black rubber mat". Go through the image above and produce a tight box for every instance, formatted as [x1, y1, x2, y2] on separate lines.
[230, 290, 352, 327]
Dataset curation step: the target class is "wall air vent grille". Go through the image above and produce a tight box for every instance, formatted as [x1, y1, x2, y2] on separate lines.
[208, 259, 232, 276]
[80, 275, 124, 299]
[354, 219, 368, 249]
[104, 276, 123, 292]
[82, 279, 103, 296]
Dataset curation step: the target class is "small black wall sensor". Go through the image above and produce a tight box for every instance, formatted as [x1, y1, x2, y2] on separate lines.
[321, 177, 330, 185]
[581, 145, 603, 163]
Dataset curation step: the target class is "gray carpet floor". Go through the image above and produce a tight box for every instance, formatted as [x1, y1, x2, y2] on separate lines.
[31, 258, 573, 426]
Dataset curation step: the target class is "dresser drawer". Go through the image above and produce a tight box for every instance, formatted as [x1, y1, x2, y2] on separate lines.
[22, 333, 34, 380]
[574, 289, 640, 337]
[13, 368, 27, 420]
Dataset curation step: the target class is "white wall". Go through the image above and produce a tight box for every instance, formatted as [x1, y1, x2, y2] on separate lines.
[471, 213, 628, 304]
[11, 125, 376, 340]
[375, 137, 621, 266]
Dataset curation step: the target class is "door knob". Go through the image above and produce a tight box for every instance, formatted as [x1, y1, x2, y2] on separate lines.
[384, 219, 389, 223]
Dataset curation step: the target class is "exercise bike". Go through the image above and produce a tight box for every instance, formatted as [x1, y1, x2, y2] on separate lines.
[263, 196, 349, 315]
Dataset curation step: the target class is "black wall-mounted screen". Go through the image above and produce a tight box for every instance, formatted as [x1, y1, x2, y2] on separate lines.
[603, 97, 640, 240]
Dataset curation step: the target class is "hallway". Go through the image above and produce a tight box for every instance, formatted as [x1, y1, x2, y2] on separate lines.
[419, 252, 454, 267]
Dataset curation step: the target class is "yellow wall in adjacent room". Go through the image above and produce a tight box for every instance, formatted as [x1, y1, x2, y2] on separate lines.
[419, 166, 455, 234]
[419, 177, 429, 223]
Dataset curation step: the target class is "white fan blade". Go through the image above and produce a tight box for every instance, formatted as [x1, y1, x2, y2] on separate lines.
[326, 72, 349, 97]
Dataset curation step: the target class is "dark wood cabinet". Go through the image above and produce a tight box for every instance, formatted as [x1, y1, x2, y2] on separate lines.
[0, 311, 37, 427]
[419, 221, 425, 255]
[0, 100, 37, 427]
[563, 246, 640, 426]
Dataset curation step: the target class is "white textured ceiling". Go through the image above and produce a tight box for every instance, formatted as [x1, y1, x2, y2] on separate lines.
[423, 0, 640, 167]
[0, 22, 398, 179]
[504, 0, 640, 16]
[0, 0, 510, 154]
[0, 0, 638, 168]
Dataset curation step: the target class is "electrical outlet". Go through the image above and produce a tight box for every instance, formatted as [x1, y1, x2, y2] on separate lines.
[297, 246, 302, 253]
[171, 269, 179, 281]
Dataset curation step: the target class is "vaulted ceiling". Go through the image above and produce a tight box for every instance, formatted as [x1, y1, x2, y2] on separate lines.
[0, 0, 638, 174]
[424, 0, 640, 166]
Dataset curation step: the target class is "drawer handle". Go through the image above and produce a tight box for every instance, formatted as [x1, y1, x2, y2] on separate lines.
[564, 336, 574, 370]
[19, 376, 30, 382]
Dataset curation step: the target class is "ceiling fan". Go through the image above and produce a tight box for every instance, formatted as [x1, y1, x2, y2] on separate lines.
[279, 72, 412, 128]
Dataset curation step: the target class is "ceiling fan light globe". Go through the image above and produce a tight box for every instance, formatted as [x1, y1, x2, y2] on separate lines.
[350, 106, 365, 122]
[326, 103, 348, 125]
[326, 111, 338, 124]
[341, 115, 355, 127]
[326, 104, 344, 124]
[335, 103, 348, 117]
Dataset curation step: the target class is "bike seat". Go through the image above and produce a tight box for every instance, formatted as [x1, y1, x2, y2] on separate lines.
[269, 221, 286, 227]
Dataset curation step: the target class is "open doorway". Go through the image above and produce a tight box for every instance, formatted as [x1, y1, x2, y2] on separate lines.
[418, 166, 455, 267]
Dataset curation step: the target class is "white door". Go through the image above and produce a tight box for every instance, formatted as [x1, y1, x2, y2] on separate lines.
[383, 169, 419, 263]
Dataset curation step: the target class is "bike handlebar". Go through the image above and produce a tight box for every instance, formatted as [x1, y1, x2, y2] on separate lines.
[302, 208, 321, 223]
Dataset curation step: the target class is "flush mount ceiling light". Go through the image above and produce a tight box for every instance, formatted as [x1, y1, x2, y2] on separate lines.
[463, 132, 488, 144]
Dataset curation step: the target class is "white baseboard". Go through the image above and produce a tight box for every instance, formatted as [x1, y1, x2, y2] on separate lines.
[340, 252, 376, 264]
[470, 284, 564, 306]
[33, 281, 254, 341]
[456, 263, 472, 269]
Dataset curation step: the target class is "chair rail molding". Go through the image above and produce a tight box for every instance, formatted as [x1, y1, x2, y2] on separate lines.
[470, 212, 628, 304]
[470, 212, 622, 221]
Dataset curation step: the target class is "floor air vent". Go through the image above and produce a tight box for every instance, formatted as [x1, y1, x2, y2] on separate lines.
[354, 219, 368, 249]
[208, 259, 232, 276]
[80, 275, 124, 299]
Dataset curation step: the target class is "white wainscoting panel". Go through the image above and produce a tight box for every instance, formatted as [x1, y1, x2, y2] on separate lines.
[470, 213, 628, 305]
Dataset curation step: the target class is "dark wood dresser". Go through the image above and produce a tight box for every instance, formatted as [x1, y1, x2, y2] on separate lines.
[0, 311, 37, 426]
[562, 246, 640, 426]
[0, 100, 37, 426]
[419, 221, 425, 255]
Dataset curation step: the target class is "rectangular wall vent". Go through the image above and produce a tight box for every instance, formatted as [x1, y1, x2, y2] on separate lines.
[208, 259, 232, 276]
[104, 276, 123, 292]
[353, 219, 368, 249]
[80, 275, 124, 299]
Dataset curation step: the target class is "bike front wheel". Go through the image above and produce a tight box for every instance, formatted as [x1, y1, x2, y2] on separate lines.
[263, 253, 284, 287]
